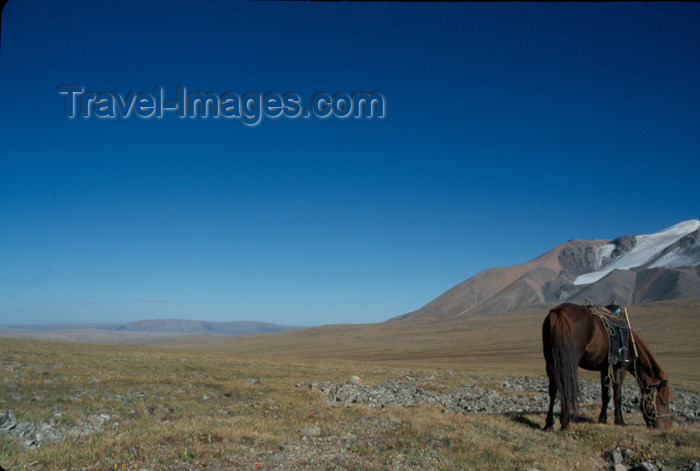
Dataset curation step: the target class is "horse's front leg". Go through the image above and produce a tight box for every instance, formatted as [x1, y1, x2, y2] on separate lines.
[544, 370, 557, 430]
[598, 370, 610, 424]
[613, 366, 626, 425]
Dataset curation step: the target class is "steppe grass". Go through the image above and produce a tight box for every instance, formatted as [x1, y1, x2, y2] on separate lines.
[202, 299, 700, 390]
[1, 337, 698, 470]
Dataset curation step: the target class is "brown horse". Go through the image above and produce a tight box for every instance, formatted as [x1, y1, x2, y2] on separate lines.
[542, 302, 672, 430]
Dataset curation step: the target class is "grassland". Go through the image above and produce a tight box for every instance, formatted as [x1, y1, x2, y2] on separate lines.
[1, 298, 698, 470]
[195, 298, 700, 389]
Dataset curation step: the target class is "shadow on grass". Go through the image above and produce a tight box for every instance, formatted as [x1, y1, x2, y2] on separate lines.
[505, 413, 544, 430]
[505, 412, 596, 431]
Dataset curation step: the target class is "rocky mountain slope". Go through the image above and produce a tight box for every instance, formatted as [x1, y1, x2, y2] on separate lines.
[393, 220, 700, 321]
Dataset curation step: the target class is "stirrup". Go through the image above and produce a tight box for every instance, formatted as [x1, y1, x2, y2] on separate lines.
[618, 347, 631, 364]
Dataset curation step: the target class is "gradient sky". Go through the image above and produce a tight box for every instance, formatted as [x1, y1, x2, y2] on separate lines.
[1, 2, 699, 326]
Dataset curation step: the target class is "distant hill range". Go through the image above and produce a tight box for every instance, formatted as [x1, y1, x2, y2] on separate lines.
[393, 219, 700, 321]
[0, 319, 303, 337]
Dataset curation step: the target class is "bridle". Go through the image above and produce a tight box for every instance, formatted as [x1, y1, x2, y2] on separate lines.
[586, 301, 673, 427]
[640, 383, 672, 426]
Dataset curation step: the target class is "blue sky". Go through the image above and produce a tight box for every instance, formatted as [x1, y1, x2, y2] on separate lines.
[1, 2, 699, 326]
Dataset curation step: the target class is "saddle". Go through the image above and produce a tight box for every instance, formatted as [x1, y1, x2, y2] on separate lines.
[585, 299, 631, 366]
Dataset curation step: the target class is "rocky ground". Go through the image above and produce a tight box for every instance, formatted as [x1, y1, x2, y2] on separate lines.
[307, 373, 699, 423]
[305, 373, 699, 471]
[1, 372, 698, 470]
[0, 409, 112, 449]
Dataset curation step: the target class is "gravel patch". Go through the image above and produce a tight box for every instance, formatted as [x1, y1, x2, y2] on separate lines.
[307, 374, 699, 423]
[0, 409, 112, 448]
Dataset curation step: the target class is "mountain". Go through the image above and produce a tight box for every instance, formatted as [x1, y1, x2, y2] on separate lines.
[392, 220, 700, 321]
[0, 319, 304, 337]
[114, 319, 301, 335]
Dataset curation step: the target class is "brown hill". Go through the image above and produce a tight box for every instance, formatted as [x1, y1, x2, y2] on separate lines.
[393, 228, 700, 321]
[392, 239, 607, 320]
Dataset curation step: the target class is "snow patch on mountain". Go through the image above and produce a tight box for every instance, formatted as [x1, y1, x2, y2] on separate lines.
[591, 243, 615, 270]
[650, 230, 700, 268]
[574, 220, 700, 285]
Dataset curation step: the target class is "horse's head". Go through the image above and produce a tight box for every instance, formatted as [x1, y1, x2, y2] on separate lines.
[641, 380, 673, 429]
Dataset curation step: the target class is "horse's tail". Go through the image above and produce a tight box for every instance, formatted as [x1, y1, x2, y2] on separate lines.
[544, 306, 579, 426]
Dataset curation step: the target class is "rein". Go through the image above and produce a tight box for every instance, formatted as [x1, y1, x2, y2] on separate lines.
[632, 345, 673, 425]
[585, 300, 629, 388]
[585, 301, 672, 426]
[640, 383, 673, 425]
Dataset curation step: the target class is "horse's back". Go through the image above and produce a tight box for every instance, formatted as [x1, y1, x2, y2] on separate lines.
[544, 303, 584, 334]
[544, 303, 598, 356]
[549, 303, 597, 327]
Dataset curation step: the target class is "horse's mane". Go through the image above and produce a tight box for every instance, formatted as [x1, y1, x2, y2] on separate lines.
[632, 333, 672, 401]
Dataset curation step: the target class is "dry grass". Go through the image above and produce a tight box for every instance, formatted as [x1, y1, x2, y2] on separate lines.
[197, 298, 700, 389]
[1, 298, 698, 470]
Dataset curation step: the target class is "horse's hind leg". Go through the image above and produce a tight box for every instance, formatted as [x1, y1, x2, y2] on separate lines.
[544, 368, 557, 430]
[598, 370, 610, 424]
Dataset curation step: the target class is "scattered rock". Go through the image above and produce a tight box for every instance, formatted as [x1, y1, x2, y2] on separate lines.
[2, 370, 698, 470]
[607, 447, 625, 465]
[604, 447, 669, 471]
[299, 426, 321, 439]
[0, 410, 17, 432]
[312, 375, 699, 423]
[633, 464, 659, 471]
[0, 409, 112, 449]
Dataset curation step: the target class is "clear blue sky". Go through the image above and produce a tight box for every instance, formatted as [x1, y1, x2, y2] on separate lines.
[1, 2, 698, 326]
